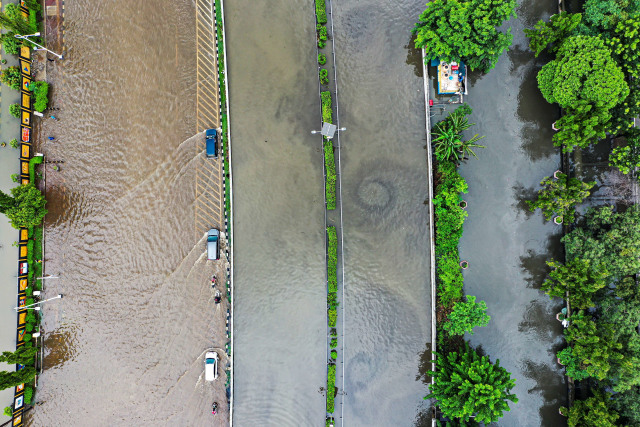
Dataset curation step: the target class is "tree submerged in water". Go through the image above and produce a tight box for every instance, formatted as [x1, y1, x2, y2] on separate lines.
[413, 0, 517, 73]
[527, 172, 594, 223]
[0, 183, 47, 229]
[426, 343, 517, 423]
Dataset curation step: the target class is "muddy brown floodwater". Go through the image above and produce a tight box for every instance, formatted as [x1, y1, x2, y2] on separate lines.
[30, 0, 229, 425]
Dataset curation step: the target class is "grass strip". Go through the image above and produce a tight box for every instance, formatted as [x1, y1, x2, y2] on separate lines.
[324, 138, 336, 210]
[327, 363, 336, 413]
[315, 0, 327, 24]
[321, 90, 332, 124]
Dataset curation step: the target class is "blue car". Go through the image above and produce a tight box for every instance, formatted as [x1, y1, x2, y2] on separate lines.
[205, 129, 218, 158]
[207, 228, 220, 260]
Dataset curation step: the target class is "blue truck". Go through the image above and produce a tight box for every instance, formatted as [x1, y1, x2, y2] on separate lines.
[206, 128, 218, 158]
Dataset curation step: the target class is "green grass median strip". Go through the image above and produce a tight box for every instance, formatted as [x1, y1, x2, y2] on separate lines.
[324, 139, 336, 210]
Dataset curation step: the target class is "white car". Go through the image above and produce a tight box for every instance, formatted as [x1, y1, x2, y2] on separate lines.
[205, 351, 218, 381]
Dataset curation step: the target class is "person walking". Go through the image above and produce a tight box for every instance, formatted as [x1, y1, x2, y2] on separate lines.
[47, 136, 55, 141]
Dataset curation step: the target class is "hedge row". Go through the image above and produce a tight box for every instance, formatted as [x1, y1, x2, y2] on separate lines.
[324, 139, 336, 210]
[321, 91, 332, 123]
[327, 363, 336, 413]
[315, 0, 327, 24]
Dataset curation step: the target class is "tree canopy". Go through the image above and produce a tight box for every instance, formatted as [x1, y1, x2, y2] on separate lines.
[542, 258, 608, 308]
[582, 0, 640, 32]
[524, 12, 582, 57]
[427, 343, 517, 423]
[562, 205, 640, 280]
[0, 367, 36, 391]
[0, 347, 37, 366]
[537, 35, 628, 110]
[443, 295, 491, 336]
[561, 392, 619, 427]
[413, 0, 517, 73]
[0, 183, 47, 229]
[527, 172, 594, 222]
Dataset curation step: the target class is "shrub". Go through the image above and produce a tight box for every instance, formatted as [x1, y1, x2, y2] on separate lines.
[1, 66, 21, 90]
[317, 24, 328, 42]
[24, 0, 41, 12]
[321, 91, 332, 123]
[10, 174, 19, 183]
[3, 406, 11, 417]
[327, 226, 337, 290]
[331, 350, 337, 359]
[315, 0, 327, 24]
[330, 328, 337, 337]
[5, 3, 21, 21]
[443, 295, 491, 336]
[9, 138, 18, 149]
[319, 68, 329, 85]
[328, 308, 337, 327]
[318, 40, 326, 49]
[23, 386, 33, 404]
[31, 81, 50, 112]
[318, 53, 326, 65]
[330, 338, 337, 348]
[437, 253, 464, 308]
[0, 32, 21, 55]
[29, 155, 44, 183]
[324, 139, 336, 209]
[9, 103, 21, 118]
[327, 364, 336, 413]
[28, 10, 37, 33]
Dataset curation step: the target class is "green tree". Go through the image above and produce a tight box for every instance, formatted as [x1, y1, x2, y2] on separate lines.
[537, 35, 628, 110]
[527, 173, 594, 222]
[541, 258, 607, 308]
[427, 343, 517, 423]
[432, 104, 485, 163]
[563, 205, 640, 279]
[0, 184, 47, 229]
[552, 102, 612, 152]
[606, 15, 640, 78]
[610, 128, 640, 174]
[564, 312, 624, 380]
[0, 367, 36, 391]
[560, 392, 619, 427]
[0, 31, 22, 55]
[443, 295, 490, 336]
[557, 347, 590, 381]
[0, 66, 21, 90]
[610, 82, 640, 134]
[612, 387, 640, 426]
[583, 0, 640, 32]
[524, 12, 582, 57]
[9, 103, 20, 119]
[0, 10, 32, 35]
[413, 0, 517, 73]
[0, 347, 37, 366]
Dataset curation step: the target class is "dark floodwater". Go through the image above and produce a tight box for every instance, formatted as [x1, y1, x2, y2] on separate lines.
[456, 0, 567, 425]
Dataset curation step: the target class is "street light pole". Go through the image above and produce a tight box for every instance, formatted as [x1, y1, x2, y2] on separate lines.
[14, 294, 63, 310]
[35, 275, 59, 280]
[14, 32, 63, 59]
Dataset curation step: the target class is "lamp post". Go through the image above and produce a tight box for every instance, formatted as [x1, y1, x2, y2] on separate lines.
[14, 294, 63, 310]
[35, 275, 59, 280]
[311, 124, 346, 140]
[14, 32, 63, 59]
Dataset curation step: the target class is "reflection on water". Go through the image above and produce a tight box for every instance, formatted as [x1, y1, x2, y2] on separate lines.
[459, 0, 567, 425]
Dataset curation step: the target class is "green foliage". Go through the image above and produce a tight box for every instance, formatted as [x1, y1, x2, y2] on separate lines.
[318, 53, 326, 65]
[3, 406, 11, 417]
[427, 343, 517, 423]
[330, 350, 337, 360]
[327, 364, 335, 413]
[527, 173, 594, 222]
[610, 130, 640, 174]
[0, 66, 21, 90]
[437, 253, 464, 308]
[322, 137, 337, 210]
[28, 10, 36, 33]
[4, 4, 20, 22]
[327, 226, 337, 292]
[31, 81, 49, 113]
[10, 174, 19, 183]
[606, 15, 640, 78]
[29, 155, 43, 183]
[0, 347, 37, 366]
[321, 91, 332, 123]
[9, 103, 20, 119]
[583, 0, 639, 32]
[610, 82, 640, 134]
[563, 205, 640, 280]
[557, 347, 590, 381]
[524, 12, 582, 57]
[564, 311, 624, 380]
[537, 35, 628, 110]
[612, 387, 640, 426]
[0, 183, 47, 229]
[330, 337, 337, 348]
[328, 307, 337, 327]
[0, 31, 21, 55]
[443, 295, 490, 336]
[23, 385, 33, 404]
[432, 106, 485, 163]
[542, 258, 607, 308]
[317, 24, 327, 42]
[319, 68, 329, 85]
[24, 0, 41, 12]
[561, 392, 619, 427]
[315, 0, 327, 24]
[0, 367, 36, 391]
[552, 102, 611, 152]
[413, 0, 517, 73]
[0, 9, 33, 35]
[9, 138, 18, 149]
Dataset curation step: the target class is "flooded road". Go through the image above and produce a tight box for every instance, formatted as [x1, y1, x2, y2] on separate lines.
[332, 0, 432, 425]
[30, 0, 229, 424]
[225, 0, 328, 425]
[456, 0, 567, 425]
